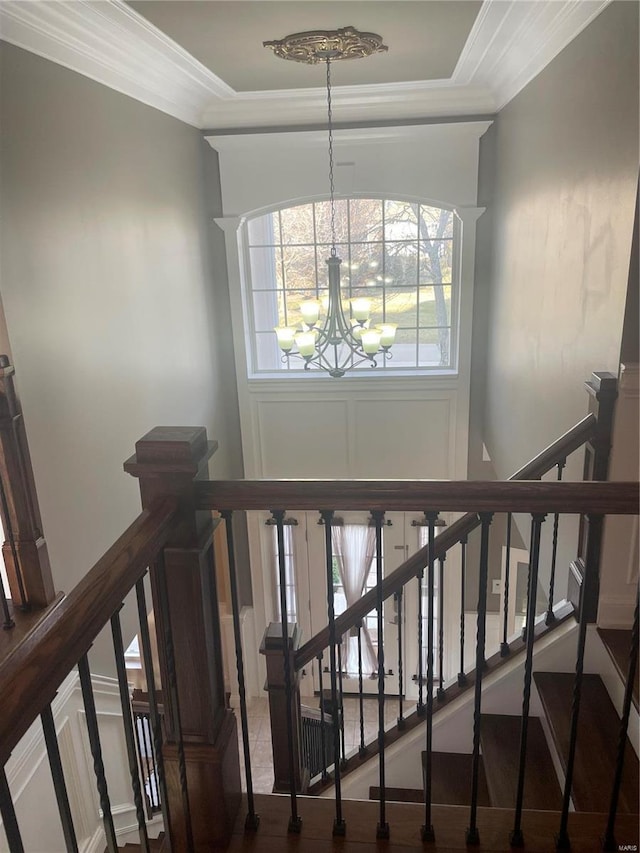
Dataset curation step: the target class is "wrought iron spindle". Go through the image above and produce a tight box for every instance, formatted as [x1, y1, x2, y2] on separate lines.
[555, 514, 603, 851]
[422, 511, 438, 842]
[437, 554, 445, 701]
[135, 578, 171, 842]
[510, 514, 546, 847]
[417, 568, 425, 715]
[272, 509, 302, 833]
[501, 513, 513, 656]
[0, 768, 24, 853]
[356, 620, 366, 756]
[154, 553, 195, 852]
[320, 509, 345, 836]
[41, 705, 79, 853]
[110, 608, 150, 853]
[372, 510, 389, 839]
[458, 535, 468, 686]
[78, 653, 118, 853]
[221, 511, 260, 831]
[466, 512, 493, 846]
[396, 590, 405, 729]
[545, 461, 565, 625]
[337, 640, 347, 769]
[317, 654, 330, 782]
[602, 586, 639, 851]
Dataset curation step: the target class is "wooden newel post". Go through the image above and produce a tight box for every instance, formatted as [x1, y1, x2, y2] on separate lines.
[0, 356, 54, 608]
[125, 427, 241, 851]
[260, 622, 307, 793]
[569, 372, 618, 621]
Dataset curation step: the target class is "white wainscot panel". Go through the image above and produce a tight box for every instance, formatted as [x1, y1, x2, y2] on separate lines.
[353, 398, 452, 479]
[256, 399, 349, 478]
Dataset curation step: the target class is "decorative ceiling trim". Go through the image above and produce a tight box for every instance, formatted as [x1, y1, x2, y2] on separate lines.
[0, 0, 612, 130]
[454, 0, 612, 109]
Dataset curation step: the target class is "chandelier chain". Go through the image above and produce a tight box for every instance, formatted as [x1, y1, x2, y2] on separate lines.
[326, 58, 337, 258]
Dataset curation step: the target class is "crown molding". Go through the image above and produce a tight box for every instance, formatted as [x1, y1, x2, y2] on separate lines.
[0, 0, 612, 129]
[0, 0, 233, 127]
[454, 0, 612, 110]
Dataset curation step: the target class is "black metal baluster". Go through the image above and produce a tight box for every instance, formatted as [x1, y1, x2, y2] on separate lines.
[602, 586, 639, 851]
[422, 511, 438, 842]
[556, 513, 603, 851]
[221, 511, 260, 831]
[320, 509, 345, 836]
[111, 608, 150, 853]
[78, 653, 118, 853]
[397, 590, 405, 730]
[417, 568, 425, 715]
[545, 462, 565, 625]
[458, 535, 468, 686]
[501, 513, 513, 656]
[272, 509, 302, 834]
[510, 514, 546, 847]
[357, 620, 367, 756]
[372, 510, 389, 839]
[40, 705, 79, 852]
[135, 578, 171, 847]
[154, 553, 195, 852]
[317, 654, 330, 781]
[0, 768, 24, 853]
[466, 512, 493, 846]
[437, 554, 446, 701]
[337, 639, 347, 769]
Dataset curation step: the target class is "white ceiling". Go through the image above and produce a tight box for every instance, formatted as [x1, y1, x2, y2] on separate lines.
[0, 0, 611, 129]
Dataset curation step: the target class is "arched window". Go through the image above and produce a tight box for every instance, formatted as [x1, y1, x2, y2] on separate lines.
[244, 198, 459, 376]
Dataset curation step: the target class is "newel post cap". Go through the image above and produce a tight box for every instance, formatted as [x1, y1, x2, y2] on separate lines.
[124, 426, 218, 477]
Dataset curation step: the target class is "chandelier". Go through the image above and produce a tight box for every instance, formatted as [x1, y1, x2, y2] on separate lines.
[264, 27, 395, 378]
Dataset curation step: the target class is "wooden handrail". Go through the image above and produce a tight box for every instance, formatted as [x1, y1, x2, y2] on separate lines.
[196, 479, 636, 514]
[0, 497, 178, 765]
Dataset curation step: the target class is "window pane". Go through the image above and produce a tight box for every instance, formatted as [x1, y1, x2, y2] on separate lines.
[349, 198, 383, 242]
[314, 199, 348, 244]
[280, 203, 314, 245]
[284, 289, 320, 326]
[385, 241, 418, 285]
[253, 290, 286, 331]
[385, 200, 419, 240]
[282, 245, 317, 290]
[250, 246, 282, 290]
[384, 287, 418, 327]
[419, 239, 453, 283]
[391, 327, 418, 366]
[418, 285, 451, 327]
[247, 212, 278, 246]
[348, 243, 384, 290]
[316, 246, 348, 289]
[255, 331, 285, 371]
[419, 206, 454, 239]
[418, 327, 451, 367]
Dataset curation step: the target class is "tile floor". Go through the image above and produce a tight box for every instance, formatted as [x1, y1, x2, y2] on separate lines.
[235, 694, 408, 793]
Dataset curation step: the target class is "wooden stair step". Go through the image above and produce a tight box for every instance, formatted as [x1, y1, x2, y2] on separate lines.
[480, 714, 562, 810]
[597, 628, 639, 711]
[371, 753, 490, 807]
[369, 786, 423, 803]
[534, 671, 639, 814]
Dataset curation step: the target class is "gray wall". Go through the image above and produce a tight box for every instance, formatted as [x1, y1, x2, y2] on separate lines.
[473, 0, 638, 481]
[0, 43, 244, 666]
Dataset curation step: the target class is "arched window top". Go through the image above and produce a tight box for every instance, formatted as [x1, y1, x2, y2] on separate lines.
[244, 197, 460, 377]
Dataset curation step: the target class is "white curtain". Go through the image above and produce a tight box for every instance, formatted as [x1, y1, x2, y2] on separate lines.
[331, 524, 378, 676]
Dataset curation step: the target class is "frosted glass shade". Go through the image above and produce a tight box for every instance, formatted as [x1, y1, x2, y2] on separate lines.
[275, 327, 296, 351]
[361, 329, 382, 354]
[351, 298, 371, 322]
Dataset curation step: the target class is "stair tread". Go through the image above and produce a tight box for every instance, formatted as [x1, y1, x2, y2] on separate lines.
[597, 628, 639, 711]
[369, 753, 490, 807]
[480, 714, 562, 810]
[534, 671, 639, 814]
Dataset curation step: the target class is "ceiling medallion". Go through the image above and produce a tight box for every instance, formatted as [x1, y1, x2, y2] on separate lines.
[263, 26, 388, 65]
